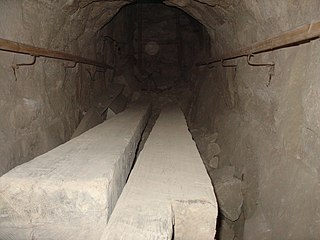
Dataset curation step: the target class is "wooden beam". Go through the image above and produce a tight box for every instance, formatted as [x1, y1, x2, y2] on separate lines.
[0, 38, 113, 69]
[199, 20, 320, 65]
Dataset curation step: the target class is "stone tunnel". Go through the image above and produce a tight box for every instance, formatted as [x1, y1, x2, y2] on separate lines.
[0, 0, 319, 239]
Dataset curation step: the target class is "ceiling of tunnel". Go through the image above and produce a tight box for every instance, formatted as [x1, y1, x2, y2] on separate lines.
[9, 0, 320, 60]
[137, 0, 164, 3]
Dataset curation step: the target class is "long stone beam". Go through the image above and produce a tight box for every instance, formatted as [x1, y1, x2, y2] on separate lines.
[0, 103, 151, 240]
[101, 104, 217, 240]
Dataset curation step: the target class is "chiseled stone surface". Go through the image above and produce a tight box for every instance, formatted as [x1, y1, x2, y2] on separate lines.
[0, 104, 150, 240]
[101, 105, 217, 240]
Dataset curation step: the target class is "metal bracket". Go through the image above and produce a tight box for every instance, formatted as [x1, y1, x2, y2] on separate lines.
[196, 59, 236, 69]
[63, 61, 78, 69]
[221, 59, 237, 68]
[208, 64, 218, 69]
[11, 55, 37, 81]
[246, 54, 274, 67]
[247, 54, 275, 87]
[86, 68, 106, 82]
[62, 62, 78, 86]
[196, 62, 217, 69]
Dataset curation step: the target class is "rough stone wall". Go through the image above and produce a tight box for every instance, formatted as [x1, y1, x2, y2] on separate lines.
[0, 0, 129, 176]
[194, 44, 320, 239]
[168, 0, 320, 239]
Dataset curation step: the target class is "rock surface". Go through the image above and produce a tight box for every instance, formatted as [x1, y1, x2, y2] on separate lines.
[211, 167, 243, 221]
[177, 0, 320, 238]
[208, 156, 219, 168]
[205, 142, 221, 158]
[217, 219, 235, 240]
[191, 128, 221, 172]
[243, 206, 272, 240]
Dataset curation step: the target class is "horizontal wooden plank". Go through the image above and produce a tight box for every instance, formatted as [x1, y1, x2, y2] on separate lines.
[0, 38, 113, 69]
[199, 20, 320, 65]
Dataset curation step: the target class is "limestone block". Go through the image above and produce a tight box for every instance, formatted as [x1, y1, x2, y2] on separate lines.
[204, 132, 219, 143]
[71, 84, 125, 139]
[204, 142, 221, 158]
[210, 166, 235, 183]
[71, 106, 104, 139]
[208, 156, 219, 169]
[101, 105, 217, 239]
[106, 108, 116, 120]
[192, 130, 220, 162]
[211, 167, 243, 221]
[94, 83, 124, 115]
[0, 104, 151, 240]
